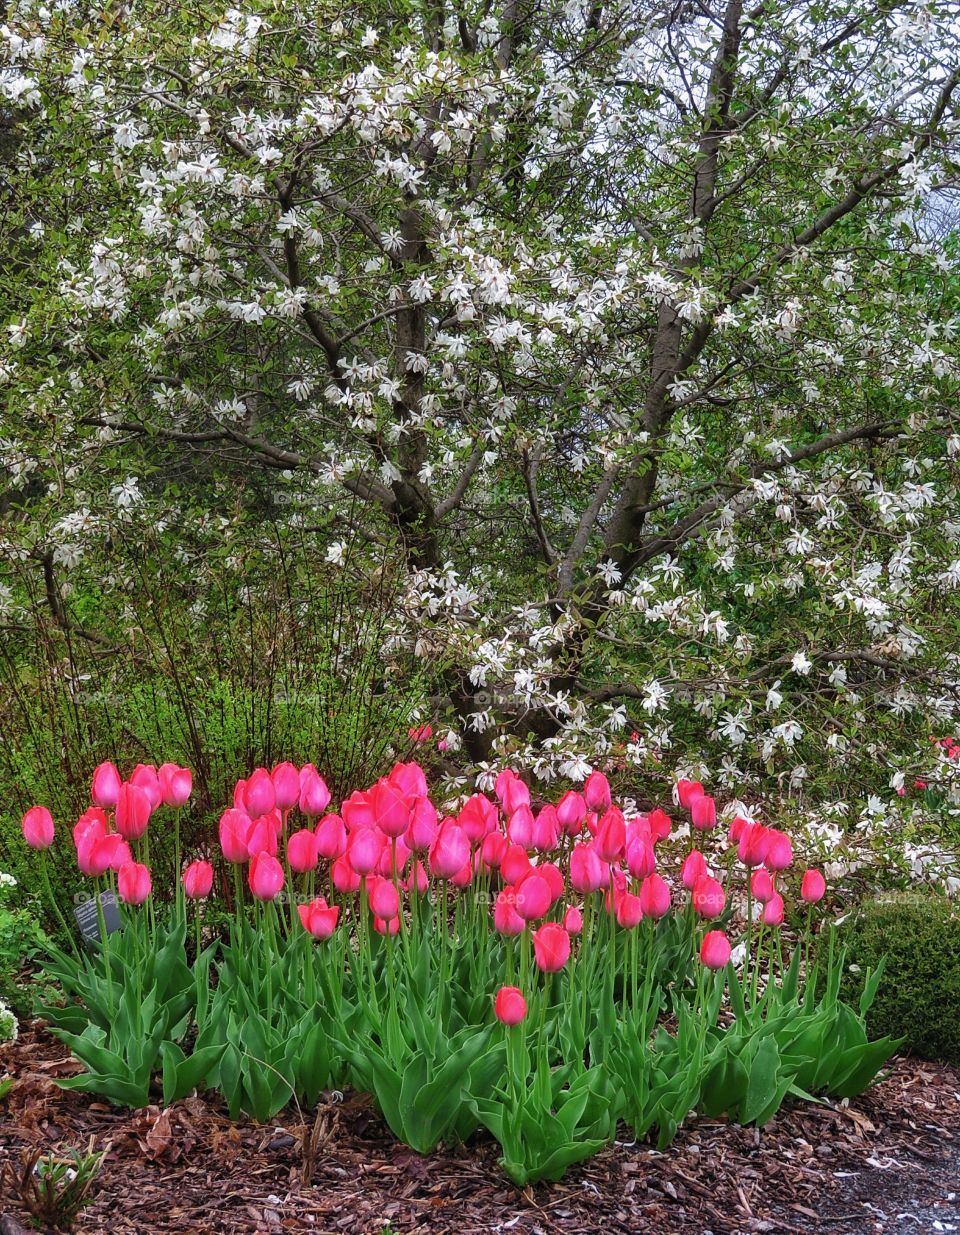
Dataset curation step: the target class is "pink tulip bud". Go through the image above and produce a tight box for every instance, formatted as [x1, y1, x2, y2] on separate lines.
[728, 815, 749, 844]
[751, 868, 775, 903]
[406, 797, 439, 851]
[389, 760, 428, 800]
[91, 761, 122, 809]
[402, 859, 429, 896]
[800, 868, 826, 904]
[764, 830, 793, 872]
[563, 905, 584, 934]
[639, 873, 671, 919]
[287, 828, 319, 873]
[183, 859, 214, 899]
[347, 827, 383, 876]
[681, 849, 708, 891]
[616, 890, 644, 929]
[494, 985, 527, 1025]
[646, 808, 672, 842]
[117, 860, 152, 906]
[480, 830, 508, 869]
[22, 806, 54, 850]
[626, 834, 656, 880]
[762, 893, 785, 926]
[583, 771, 611, 812]
[372, 778, 412, 838]
[130, 764, 162, 810]
[373, 914, 400, 937]
[532, 922, 571, 972]
[677, 779, 704, 809]
[219, 808, 252, 864]
[158, 763, 192, 808]
[737, 822, 770, 868]
[407, 723, 433, 744]
[115, 782, 152, 840]
[495, 769, 530, 814]
[515, 872, 552, 922]
[531, 805, 560, 853]
[501, 842, 532, 884]
[244, 768, 275, 818]
[298, 896, 340, 940]
[245, 816, 278, 859]
[331, 854, 361, 893]
[457, 793, 496, 842]
[692, 875, 726, 920]
[341, 789, 376, 831]
[298, 765, 331, 817]
[556, 790, 587, 836]
[271, 762, 300, 812]
[428, 821, 470, 880]
[248, 852, 284, 901]
[506, 804, 535, 850]
[315, 813, 347, 860]
[570, 842, 604, 894]
[368, 876, 401, 920]
[493, 887, 525, 936]
[594, 807, 626, 863]
[700, 930, 731, 970]
[691, 794, 717, 831]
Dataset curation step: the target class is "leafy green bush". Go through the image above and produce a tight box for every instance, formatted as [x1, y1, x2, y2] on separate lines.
[829, 892, 960, 1065]
[0, 871, 51, 1017]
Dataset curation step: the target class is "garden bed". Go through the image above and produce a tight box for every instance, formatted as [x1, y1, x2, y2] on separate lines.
[2, 1026, 957, 1235]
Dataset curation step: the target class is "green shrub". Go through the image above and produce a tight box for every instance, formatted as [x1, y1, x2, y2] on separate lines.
[829, 892, 960, 1065]
[0, 871, 51, 1017]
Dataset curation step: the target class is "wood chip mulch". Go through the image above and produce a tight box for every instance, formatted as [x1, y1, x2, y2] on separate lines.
[1, 1024, 958, 1235]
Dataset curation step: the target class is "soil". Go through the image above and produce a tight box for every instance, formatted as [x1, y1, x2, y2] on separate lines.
[1, 1024, 958, 1235]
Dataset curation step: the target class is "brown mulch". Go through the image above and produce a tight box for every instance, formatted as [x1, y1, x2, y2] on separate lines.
[1, 1024, 958, 1235]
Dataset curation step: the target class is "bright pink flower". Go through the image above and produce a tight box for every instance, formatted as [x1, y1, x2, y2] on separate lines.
[800, 868, 826, 904]
[271, 762, 300, 812]
[117, 860, 151, 905]
[372, 777, 412, 837]
[563, 905, 584, 934]
[506, 804, 535, 849]
[389, 760, 429, 800]
[428, 820, 470, 879]
[315, 813, 347, 859]
[762, 893, 785, 926]
[691, 794, 717, 831]
[594, 807, 626, 863]
[532, 922, 571, 972]
[22, 806, 54, 850]
[537, 861, 565, 901]
[244, 768, 275, 818]
[298, 765, 331, 817]
[692, 875, 726, 919]
[158, 763, 192, 808]
[493, 887, 525, 936]
[515, 872, 552, 922]
[501, 843, 532, 884]
[91, 761, 122, 809]
[764, 830, 793, 872]
[248, 852, 284, 901]
[406, 797, 439, 851]
[458, 793, 497, 842]
[403, 860, 429, 896]
[219, 808, 252, 863]
[331, 854, 361, 893]
[115, 782, 152, 840]
[408, 723, 433, 744]
[183, 860, 214, 899]
[298, 897, 340, 939]
[245, 816, 278, 859]
[700, 930, 731, 970]
[677, 779, 704, 810]
[751, 868, 775, 903]
[639, 873, 671, 919]
[347, 827, 383, 876]
[232, 779, 247, 811]
[341, 789, 376, 831]
[583, 771, 611, 812]
[287, 828, 319, 873]
[480, 831, 509, 869]
[626, 833, 656, 880]
[495, 770, 530, 814]
[728, 815, 749, 843]
[556, 790, 586, 836]
[373, 914, 400, 937]
[368, 876, 401, 920]
[737, 822, 770, 868]
[130, 764, 162, 811]
[646, 808, 672, 842]
[494, 985, 527, 1025]
[681, 850, 708, 891]
[450, 860, 474, 888]
[616, 890, 644, 929]
[570, 842, 604, 894]
[531, 805, 560, 853]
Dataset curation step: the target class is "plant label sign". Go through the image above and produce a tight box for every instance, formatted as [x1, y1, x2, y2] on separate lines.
[75, 890, 122, 942]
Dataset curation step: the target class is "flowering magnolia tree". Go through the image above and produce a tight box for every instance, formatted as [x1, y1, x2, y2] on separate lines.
[2, 0, 960, 862]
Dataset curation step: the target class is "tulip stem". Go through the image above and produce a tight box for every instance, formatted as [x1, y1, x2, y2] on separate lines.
[39, 852, 79, 958]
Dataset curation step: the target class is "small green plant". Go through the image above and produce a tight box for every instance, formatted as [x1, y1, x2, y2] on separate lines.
[0, 871, 51, 1016]
[2, 1144, 105, 1233]
[827, 891, 960, 1065]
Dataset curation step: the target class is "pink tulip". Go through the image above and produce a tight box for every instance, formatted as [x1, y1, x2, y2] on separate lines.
[700, 930, 732, 970]
[495, 769, 530, 814]
[298, 765, 331, 817]
[368, 876, 401, 920]
[91, 761, 122, 809]
[402, 860, 429, 896]
[594, 807, 626, 862]
[646, 808, 672, 842]
[515, 872, 552, 922]
[728, 815, 749, 843]
[800, 868, 826, 904]
[692, 875, 726, 919]
[373, 914, 400, 937]
[245, 816, 279, 858]
[219, 808, 252, 863]
[428, 821, 470, 879]
[244, 768, 275, 818]
[532, 922, 571, 972]
[341, 789, 376, 831]
[248, 852, 284, 901]
[371, 778, 412, 838]
[583, 771, 611, 812]
[691, 794, 717, 831]
[315, 813, 347, 859]
[450, 859, 474, 888]
[22, 806, 54, 850]
[506, 804, 535, 850]
[130, 764, 162, 810]
[480, 830, 509, 869]
[538, 861, 564, 901]
[501, 843, 532, 884]
[762, 893, 785, 926]
[626, 833, 656, 880]
[332, 854, 361, 893]
[570, 842, 604, 894]
[389, 760, 428, 800]
[531, 805, 560, 853]
[183, 859, 214, 899]
[347, 827, 383, 876]
[298, 897, 340, 940]
[115, 782, 152, 840]
[616, 890, 644, 929]
[407, 797, 439, 851]
[639, 873, 671, 919]
[751, 868, 775, 903]
[271, 762, 301, 812]
[737, 822, 770, 868]
[677, 779, 704, 809]
[494, 985, 527, 1025]
[493, 887, 525, 936]
[117, 860, 152, 906]
[681, 849, 708, 891]
[563, 905, 584, 934]
[287, 828, 319, 873]
[407, 723, 433, 744]
[158, 763, 192, 808]
[458, 793, 497, 842]
[556, 790, 587, 836]
[764, 830, 793, 872]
